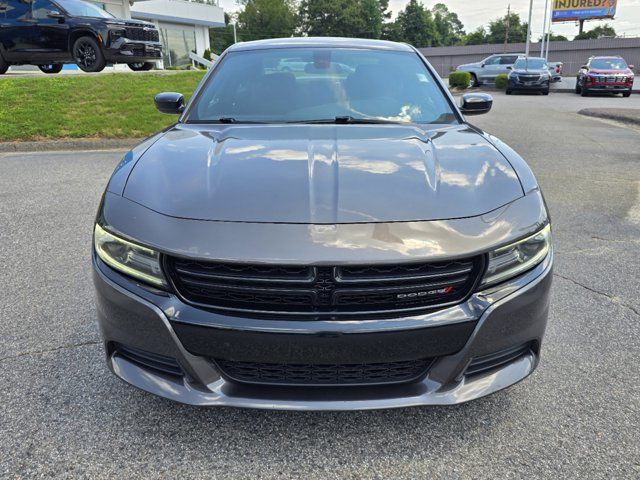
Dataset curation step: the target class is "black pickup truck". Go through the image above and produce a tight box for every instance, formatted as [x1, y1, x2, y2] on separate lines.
[0, 0, 162, 74]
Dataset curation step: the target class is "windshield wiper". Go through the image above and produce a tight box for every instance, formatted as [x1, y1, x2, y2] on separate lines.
[188, 118, 268, 124]
[291, 116, 405, 125]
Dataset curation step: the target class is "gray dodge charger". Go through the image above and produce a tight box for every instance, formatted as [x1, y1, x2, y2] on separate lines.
[93, 38, 553, 410]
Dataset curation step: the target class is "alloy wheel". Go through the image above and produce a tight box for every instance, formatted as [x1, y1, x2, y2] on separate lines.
[75, 41, 97, 68]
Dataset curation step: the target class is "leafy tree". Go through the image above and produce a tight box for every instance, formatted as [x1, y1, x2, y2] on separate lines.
[298, 0, 390, 38]
[537, 33, 568, 42]
[394, 0, 438, 47]
[574, 24, 616, 40]
[486, 12, 528, 44]
[209, 13, 237, 55]
[462, 26, 488, 45]
[432, 3, 465, 46]
[237, 0, 298, 41]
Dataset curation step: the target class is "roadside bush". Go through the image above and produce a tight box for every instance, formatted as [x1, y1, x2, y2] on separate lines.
[449, 71, 470, 89]
[495, 74, 509, 90]
[203, 48, 212, 61]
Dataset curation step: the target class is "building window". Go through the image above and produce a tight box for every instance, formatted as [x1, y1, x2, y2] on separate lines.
[160, 26, 196, 67]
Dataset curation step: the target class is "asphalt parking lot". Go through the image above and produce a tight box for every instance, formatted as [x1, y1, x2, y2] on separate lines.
[1, 93, 639, 478]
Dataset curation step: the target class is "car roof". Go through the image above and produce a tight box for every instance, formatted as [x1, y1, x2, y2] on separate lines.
[516, 56, 545, 60]
[226, 37, 415, 53]
[589, 55, 624, 59]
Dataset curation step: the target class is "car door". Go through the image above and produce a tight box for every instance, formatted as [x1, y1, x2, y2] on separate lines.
[479, 55, 502, 83]
[31, 0, 69, 61]
[499, 55, 519, 75]
[0, 0, 37, 62]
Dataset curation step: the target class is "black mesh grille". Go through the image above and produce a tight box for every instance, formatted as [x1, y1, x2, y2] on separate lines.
[115, 344, 183, 377]
[216, 358, 434, 386]
[164, 256, 484, 318]
[125, 26, 160, 42]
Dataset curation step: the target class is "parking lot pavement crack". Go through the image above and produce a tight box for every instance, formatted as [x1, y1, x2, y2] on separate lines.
[554, 273, 640, 317]
[0, 340, 101, 364]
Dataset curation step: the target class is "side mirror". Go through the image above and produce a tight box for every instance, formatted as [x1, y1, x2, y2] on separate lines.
[480, 63, 485, 68]
[460, 93, 493, 116]
[581, 65, 588, 70]
[155, 92, 185, 115]
[47, 10, 64, 19]
[506, 66, 512, 70]
[629, 64, 634, 70]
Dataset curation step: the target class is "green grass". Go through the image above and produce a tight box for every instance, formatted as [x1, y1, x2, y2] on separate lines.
[0, 71, 206, 141]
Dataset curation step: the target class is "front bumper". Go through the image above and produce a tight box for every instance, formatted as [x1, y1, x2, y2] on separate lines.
[584, 82, 632, 93]
[93, 248, 553, 410]
[508, 78, 550, 91]
[105, 39, 162, 63]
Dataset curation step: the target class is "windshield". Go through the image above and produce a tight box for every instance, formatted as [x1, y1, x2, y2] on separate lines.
[56, 0, 113, 18]
[514, 58, 547, 70]
[590, 58, 628, 70]
[187, 48, 457, 125]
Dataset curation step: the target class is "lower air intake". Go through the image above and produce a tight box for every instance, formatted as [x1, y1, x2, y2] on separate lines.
[215, 358, 434, 386]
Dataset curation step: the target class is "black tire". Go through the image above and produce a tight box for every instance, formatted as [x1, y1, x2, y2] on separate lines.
[128, 62, 155, 72]
[38, 64, 63, 74]
[542, 89, 550, 96]
[470, 73, 478, 88]
[581, 87, 589, 97]
[0, 51, 9, 75]
[506, 89, 512, 95]
[73, 36, 106, 73]
[622, 91, 631, 98]
[575, 79, 582, 94]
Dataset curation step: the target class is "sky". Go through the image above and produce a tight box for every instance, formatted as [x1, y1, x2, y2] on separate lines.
[217, 0, 640, 40]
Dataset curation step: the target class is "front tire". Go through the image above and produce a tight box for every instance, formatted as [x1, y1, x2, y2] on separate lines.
[128, 62, 155, 72]
[0, 52, 9, 75]
[622, 91, 631, 98]
[542, 89, 550, 95]
[506, 89, 512, 95]
[581, 86, 589, 97]
[470, 73, 478, 88]
[73, 36, 106, 73]
[38, 64, 63, 74]
[575, 80, 582, 94]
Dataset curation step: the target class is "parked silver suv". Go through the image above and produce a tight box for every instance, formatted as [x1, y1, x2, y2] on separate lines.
[456, 53, 524, 86]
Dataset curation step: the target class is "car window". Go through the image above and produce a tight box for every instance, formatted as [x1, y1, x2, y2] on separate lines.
[56, 0, 112, 18]
[32, 0, 57, 18]
[189, 47, 458, 125]
[500, 56, 518, 65]
[3, 0, 31, 19]
[484, 56, 501, 66]
[589, 58, 628, 70]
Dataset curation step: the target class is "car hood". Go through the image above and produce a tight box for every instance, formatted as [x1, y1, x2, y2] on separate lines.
[588, 68, 633, 75]
[512, 68, 548, 74]
[457, 62, 481, 70]
[123, 124, 524, 224]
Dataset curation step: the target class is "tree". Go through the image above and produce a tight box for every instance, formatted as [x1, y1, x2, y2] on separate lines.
[574, 24, 616, 40]
[237, 0, 298, 41]
[209, 13, 236, 55]
[462, 26, 488, 45]
[299, 0, 389, 38]
[486, 12, 528, 44]
[537, 33, 568, 42]
[432, 3, 465, 46]
[394, 0, 438, 47]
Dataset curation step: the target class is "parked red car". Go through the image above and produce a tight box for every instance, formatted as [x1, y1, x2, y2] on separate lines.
[576, 56, 634, 97]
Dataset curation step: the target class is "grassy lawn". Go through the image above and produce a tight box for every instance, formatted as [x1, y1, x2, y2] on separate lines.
[0, 71, 206, 142]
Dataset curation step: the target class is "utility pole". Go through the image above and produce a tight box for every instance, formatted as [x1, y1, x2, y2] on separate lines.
[525, 0, 533, 58]
[541, 0, 549, 58]
[233, 22, 237, 44]
[504, 4, 511, 53]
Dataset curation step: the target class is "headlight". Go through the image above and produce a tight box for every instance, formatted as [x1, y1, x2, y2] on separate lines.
[94, 223, 167, 287]
[480, 224, 551, 288]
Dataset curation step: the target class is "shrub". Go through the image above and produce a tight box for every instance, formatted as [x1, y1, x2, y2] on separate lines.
[449, 71, 470, 89]
[203, 48, 212, 61]
[495, 74, 509, 90]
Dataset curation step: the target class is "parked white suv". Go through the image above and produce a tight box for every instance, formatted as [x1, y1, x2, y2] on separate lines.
[456, 54, 524, 86]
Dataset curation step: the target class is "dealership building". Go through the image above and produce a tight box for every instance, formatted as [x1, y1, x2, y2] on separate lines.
[93, 0, 225, 67]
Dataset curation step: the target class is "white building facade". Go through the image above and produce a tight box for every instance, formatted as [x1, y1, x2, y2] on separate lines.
[93, 0, 225, 67]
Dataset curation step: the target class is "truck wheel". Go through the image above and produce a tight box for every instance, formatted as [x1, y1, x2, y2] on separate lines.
[73, 36, 106, 73]
[622, 91, 631, 98]
[505, 89, 512, 95]
[0, 52, 9, 75]
[542, 89, 550, 96]
[128, 62, 155, 72]
[470, 73, 478, 87]
[38, 64, 63, 74]
[581, 87, 589, 97]
[575, 82, 581, 94]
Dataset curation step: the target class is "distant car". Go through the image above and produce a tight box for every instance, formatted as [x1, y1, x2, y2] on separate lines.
[576, 56, 634, 97]
[456, 53, 524, 87]
[507, 57, 551, 95]
[0, 0, 162, 74]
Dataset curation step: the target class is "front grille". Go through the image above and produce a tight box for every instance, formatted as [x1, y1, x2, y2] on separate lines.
[518, 74, 541, 82]
[216, 358, 434, 386]
[164, 256, 484, 318]
[125, 26, 160, 42]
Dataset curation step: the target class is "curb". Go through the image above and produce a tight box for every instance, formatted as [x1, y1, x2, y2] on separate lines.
[0, 138, 142, 153]
[578, 108, 640, 126]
